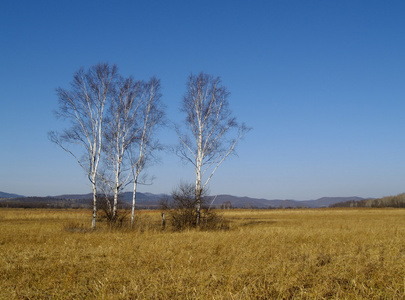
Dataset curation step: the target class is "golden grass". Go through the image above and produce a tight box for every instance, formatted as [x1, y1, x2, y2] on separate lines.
[1, 208, 405, 299]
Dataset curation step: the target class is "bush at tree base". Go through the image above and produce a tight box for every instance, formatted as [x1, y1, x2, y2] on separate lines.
[160, 183, 229, 231]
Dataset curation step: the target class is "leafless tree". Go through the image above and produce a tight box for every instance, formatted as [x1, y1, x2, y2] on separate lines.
[176, 72, 250, 225]
[102, 76, 143, 222]
[49, 63, 118, 229]
[129, 77, 165, 227]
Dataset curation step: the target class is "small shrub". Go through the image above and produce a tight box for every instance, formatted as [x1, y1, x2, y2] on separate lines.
[97, 195, 130, 228]
[199, 209, 230, 230]
[161, 183, 229, 231]
[99, 209, 129, 229]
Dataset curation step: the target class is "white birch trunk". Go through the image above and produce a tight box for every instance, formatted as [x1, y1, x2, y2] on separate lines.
[92, 100, 106, 229]
[130, 177, 138, 227]
[195, 127, 203, 225]
[112, 162, 119, 221]
[91, 168, 98, 229]
[112, 140, 123, 221]
[195, 174, 201, 225]
[130, 143, 144, 227]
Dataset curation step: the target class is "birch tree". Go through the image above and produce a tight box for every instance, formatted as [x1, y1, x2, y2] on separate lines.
[101, 76, 164, 226]
[102, 76, 143, 222]
[176, 72, 250, 225]
[129, 77, 165, 227]
[49, 63, 118, 229]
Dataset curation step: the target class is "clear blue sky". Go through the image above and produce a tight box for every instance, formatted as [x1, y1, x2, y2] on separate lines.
[1, 0, 405, 200]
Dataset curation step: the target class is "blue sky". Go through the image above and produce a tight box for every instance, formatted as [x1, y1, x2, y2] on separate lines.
[1, 0, 405, 200]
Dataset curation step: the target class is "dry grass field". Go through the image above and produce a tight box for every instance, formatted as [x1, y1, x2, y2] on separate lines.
[1, 208, 405, 299]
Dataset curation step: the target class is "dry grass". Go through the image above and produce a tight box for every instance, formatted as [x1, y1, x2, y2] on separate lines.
[1, 208, 405, 299]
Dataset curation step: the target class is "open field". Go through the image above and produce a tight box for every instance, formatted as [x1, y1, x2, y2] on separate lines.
[1, 208, 405, 299]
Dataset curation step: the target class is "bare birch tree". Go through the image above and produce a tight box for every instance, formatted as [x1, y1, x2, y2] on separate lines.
[176, 72, 250, 225]
[102, 76, 143, 222]
[101, 76, 164, 226]
[49, 63, 118, 229]
[129, 77, 165, 227]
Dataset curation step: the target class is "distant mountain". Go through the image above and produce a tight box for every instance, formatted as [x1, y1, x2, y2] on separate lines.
[331, 194, 403, 208]
[0, 190, 368, 209]
[54, 193, 94, 200]
[55, 191, 168, 209]
[0, 191, 25, 199]
[120, 192, 168, 207]
[301, 197, 364, 208]
[208, 195, 284, 209]
[209, 195, 366, 209]
[0, 196, 90, 208]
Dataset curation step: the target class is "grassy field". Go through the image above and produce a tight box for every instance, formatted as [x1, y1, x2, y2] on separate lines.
[1, 208, 405, 299]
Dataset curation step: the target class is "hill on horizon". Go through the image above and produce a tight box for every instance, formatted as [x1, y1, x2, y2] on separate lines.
[206, 195, 366, 209]
[331, 193, 405, 208]
[0, 190, 369, 209]
[0, 191, 25, 199]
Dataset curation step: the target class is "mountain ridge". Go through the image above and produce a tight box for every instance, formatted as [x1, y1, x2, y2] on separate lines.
[0, 191, 25, 199]
[0, 190, 368, 209]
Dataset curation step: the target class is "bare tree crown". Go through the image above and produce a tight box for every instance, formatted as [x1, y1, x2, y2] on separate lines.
[177, 72, 250, 190]
[49, 63, 165, 228]
[50, 63, 118, 176]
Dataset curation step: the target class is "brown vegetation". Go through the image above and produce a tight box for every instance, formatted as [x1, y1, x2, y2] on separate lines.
[160, 183, 229, 231]
[1, 208, 405, 299]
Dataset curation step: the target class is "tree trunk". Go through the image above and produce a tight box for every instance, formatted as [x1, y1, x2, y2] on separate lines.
[113, 161, 120, 222]
[91, 177, 97, 229]
[195, 172, 202, 225]
[131, 178, 138, 228]
[195, 127, 203, 225]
